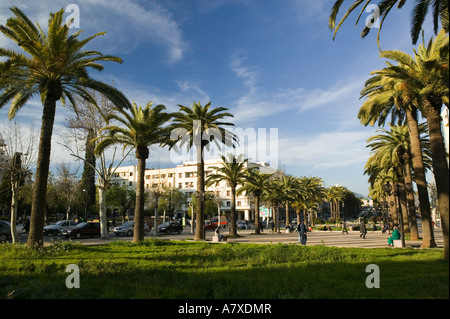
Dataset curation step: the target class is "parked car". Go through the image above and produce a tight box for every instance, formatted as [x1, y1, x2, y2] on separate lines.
[113, 221, 149, 236]
[64, 222, 100, 239]
[44, 220, 77, 236]
[0, 220, 11, 243]
[237, 222, 250, 230]
[157, 221, 183, 234]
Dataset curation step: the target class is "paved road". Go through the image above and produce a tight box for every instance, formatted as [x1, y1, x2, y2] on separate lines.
[12, 225, 444, 249]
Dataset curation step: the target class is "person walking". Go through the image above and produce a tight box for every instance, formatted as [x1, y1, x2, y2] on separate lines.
[359, 218, 367, 239]
[297, 220, 307, 245]
[342, 219, 348, 234]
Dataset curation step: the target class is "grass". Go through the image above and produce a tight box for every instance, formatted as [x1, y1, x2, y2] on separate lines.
[0, 239, 448, 299]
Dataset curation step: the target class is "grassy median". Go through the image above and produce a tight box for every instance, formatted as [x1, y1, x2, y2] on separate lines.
[0, 239, 448, 299]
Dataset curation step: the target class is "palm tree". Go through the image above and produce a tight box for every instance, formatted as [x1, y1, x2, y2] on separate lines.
[0, 7, 130, 248]
[366, 124, 432, 240]
[329, 0, 449, 45]
[206, 154, 248, 236]
[170, 102, 237, 240]
[277, 174, 297, 227]
[95, 102, 172, 242]
[239, 169, 273, 234]
[359, 72, 437, 246]
[377, 31, 449, 259]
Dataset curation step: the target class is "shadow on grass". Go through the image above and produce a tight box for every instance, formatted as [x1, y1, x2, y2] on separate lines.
[0, 241, 448, 299]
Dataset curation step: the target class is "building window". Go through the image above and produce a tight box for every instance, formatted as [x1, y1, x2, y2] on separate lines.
[129, 172, 133, 176]
[179, 173, 182, 178]
[226, 201, 230, 207]
[178, 183, 182, 189]
[168, 173, 173, 177]
[237, 201, 241, 207]
[227, 191, 231, 196]
[146, 175, 150, 179]
[129, 182, 132, 186]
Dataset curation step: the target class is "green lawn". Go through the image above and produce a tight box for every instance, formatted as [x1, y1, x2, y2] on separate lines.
[0, 239, 448, 299]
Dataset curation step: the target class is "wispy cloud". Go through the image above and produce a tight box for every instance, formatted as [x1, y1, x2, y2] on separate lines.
[278, 130, 374, 170]
[0, 0, 186, 63]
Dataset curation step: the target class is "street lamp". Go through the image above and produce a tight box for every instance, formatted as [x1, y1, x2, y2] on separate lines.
[384, 181, 412, 247]
[188, 201, 194, 234]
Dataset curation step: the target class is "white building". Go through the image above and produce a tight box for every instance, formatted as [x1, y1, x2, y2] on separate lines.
[111, 159, 276, 221]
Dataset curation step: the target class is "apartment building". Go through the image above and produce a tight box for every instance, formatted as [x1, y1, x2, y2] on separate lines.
[111, 159, 276, 221]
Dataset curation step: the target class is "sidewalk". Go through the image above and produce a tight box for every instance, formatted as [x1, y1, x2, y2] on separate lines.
[208, 228, 445, 249]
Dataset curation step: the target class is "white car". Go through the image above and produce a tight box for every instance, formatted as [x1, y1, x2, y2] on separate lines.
[43, 220, 77, 236]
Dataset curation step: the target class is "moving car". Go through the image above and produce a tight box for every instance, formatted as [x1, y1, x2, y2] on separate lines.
[43, 220, 77, 236]
[113, 221, 150, 236]
[157, 221, 183, 234]
[64, 222, 100, 239]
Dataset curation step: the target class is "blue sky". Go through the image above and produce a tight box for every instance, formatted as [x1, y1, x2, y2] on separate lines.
[0, 0, 438, 196]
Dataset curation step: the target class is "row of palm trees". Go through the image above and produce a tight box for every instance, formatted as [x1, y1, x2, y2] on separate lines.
[330, 0, 449, 260]
[206, 154, 360, 237]
[358, 30, 448, 259]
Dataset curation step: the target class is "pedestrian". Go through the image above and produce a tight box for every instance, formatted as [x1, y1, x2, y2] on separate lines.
[359, 218, 367, 239]
[342, 219, 348, 234]
[388, 226, 401, 246]
[297, 220, 307, 245]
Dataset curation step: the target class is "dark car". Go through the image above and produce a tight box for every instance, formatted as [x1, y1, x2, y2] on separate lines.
[44, 220, 77, 236]
[64, 222, 100, 239]
[0, 221, 11, 243]
[157, 221, 183, 234]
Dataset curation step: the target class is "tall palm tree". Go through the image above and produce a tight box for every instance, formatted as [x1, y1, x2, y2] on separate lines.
[239, 169, 273, 234]
[206, 154, 248, 236]
[277, 174, 297, 226]
[359, 72, 437, 246]
[329, 0, 449, 45]
[366, 124, 432, 239]
[95, 102, 172, 242]
[0, 7, 130, 249]
[170, 102, 237, 240]
[377, 30, 449, 259]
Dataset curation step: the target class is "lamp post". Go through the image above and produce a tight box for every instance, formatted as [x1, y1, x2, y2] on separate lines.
[381, 201, 390, 234]
[384, 182, 412, 247]
[188, 201, 194, 234]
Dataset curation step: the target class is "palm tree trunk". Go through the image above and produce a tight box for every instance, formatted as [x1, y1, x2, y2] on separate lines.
[402, 155, 419, 240]
[133, 148, 148, 243]
[424, 102, 449, 260]
[195, 145, 205, 240]
[254, 196, 261, 234]
[27, 94, 57, 249]
[405, 108, 436, 247]
[400, 190, 410, 234]
[285, 201, 290, 226]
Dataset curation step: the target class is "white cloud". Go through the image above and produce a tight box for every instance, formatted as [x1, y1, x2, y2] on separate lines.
[0, 0, 186, 63]
[278, 130, 374, 170]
